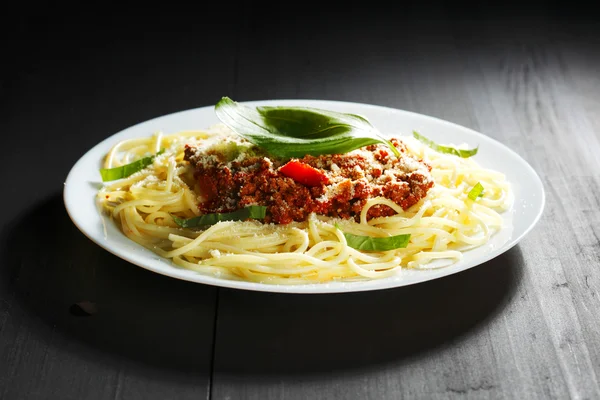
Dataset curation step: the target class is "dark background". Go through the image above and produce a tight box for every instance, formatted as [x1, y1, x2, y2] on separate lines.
[2, 2, 600, 399]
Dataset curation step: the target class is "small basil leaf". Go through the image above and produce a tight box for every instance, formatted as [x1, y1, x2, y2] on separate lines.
[100, 149, 165, 182]
[413, 131, 478, 158]
[172, 206, 267, 228]
[336, 224, 411, 251]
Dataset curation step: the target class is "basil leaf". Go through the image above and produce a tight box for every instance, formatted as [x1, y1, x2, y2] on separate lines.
[172, 206, 267, 228]
[215, 97, 400, 158]
[100, 149, 165, 182]
[467, 182, 485, 200]
[413, 131, 478, 158]
[336, 224, 411, 251]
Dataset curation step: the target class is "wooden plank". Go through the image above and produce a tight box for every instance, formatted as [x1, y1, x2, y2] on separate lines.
[0, 198, 218, 400]
[212, 13, 508, 400]
[454, 18, 600, 399]
[212, 251, 521, 400]
[0, 10, 241, 399]
[211, 12, 600, 400]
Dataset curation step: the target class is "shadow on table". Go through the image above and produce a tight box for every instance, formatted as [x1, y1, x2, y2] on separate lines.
[0, 193, 217, 379]
[213, 234, 524, 377]
[0, 193, 524, 380]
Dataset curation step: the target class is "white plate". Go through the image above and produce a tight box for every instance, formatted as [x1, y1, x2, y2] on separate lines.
[63, 100, 545, 294]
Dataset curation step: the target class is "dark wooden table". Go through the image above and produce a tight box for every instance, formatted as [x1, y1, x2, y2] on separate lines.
[2, 3, 600, 399]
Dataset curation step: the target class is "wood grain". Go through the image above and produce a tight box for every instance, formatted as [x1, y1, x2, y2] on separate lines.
[2, 4, 600, 400]
[0, 8, 239, 400]
[211, 9, 600, 400]
[455, 20, 600, 399]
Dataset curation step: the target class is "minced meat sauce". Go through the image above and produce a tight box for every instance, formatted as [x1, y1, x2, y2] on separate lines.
[184, 137, 434, 225]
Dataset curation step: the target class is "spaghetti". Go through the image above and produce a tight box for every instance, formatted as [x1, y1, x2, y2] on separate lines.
[97, 124, 512, 284]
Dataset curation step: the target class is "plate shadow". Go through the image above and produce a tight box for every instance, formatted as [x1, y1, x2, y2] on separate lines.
[213, 242, 524, 377]
[1, 193, 524, 381]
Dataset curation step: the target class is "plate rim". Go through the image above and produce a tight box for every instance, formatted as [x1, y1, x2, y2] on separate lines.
[63, 99, 546, 294]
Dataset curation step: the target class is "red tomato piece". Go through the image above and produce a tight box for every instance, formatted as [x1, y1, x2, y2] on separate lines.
[279, 160, 329, 187]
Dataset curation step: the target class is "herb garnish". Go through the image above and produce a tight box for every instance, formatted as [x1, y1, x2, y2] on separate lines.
[336, 224, 411, 251]
[100, 149, 165, 182]
[413, 131, 478, 158]
[215, 97, 400, 158]
[467, 182, 485, 200]
[172, 206, 267, 228]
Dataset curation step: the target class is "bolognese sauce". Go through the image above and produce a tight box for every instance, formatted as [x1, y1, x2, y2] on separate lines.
[184, 133, 434, 224]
